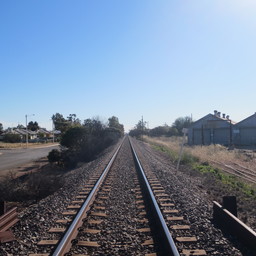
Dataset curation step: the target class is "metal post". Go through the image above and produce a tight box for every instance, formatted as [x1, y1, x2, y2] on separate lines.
[25, 114, 28, 148]
[52, 119, 55, 143]
[176, 128, 188, 172]
[0, 201, 6, 215]
[141, 115, 144, 141]
[223, 196, 237, 217]
[229, 119, 232, 148]
[201, 125, 204, 146]
[25, 114, 34, 148]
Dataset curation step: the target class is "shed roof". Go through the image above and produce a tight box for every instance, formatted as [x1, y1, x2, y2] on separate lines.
[191, 113, 236, 127]
[235, 113, 256, 127]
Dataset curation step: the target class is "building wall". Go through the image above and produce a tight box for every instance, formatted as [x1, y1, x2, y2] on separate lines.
[188, 114, 233, 146]
[233, 114, 256, 146]
[189, 113, 256, 147]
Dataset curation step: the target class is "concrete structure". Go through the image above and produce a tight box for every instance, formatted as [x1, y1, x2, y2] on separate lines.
[188, 111, 235, 146]
[233, 113, 256, 147]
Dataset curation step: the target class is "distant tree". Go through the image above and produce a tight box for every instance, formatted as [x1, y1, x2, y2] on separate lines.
[52, 113, 70, 133]
[172, 116, 192, 135]
[135, 119, 147, 131]
[0, 123, 3, 134]
[83, 118, 105, 136]
[27, 121, 40, 131]
[61, 126, 88, 151]
[49, 117, 122, 167]
[108, 116, 124, 135]
[149, 125, 170, 137]
[168, 127, 179, 136]
[67, 114, 81, 126]
[129, 119, 148, 138]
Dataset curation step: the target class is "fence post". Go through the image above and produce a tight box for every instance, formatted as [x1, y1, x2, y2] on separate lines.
[223, 196, 237, 217]
[0, 201, 6, 215]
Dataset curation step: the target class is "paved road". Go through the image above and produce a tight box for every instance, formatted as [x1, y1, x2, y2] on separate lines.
[0, 145, 59, 171]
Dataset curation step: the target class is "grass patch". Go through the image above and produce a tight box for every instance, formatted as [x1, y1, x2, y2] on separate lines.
[193, 162, 256, 199]
[0, 142, 57, 149]
[0, 165, 64, 202]
[146, 136, 256, 199]
[152, 144, 178, 162]
[152, 143, 199, 165]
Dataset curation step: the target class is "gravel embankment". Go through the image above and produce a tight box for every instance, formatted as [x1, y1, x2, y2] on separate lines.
[132, 137, 255, 256]
[68, 136, 156, 255]
[0, 143, 119, 256]
[1, 137, 255, 256]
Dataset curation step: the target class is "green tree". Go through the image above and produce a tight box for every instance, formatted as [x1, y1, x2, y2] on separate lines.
[52, 113, 70, 133]
[83, 118, 105, 136]
[149, 125, 170, 137]
[27, 121, 40, 131]
[168, 127, 179, 136]
[129, 119, 148, 138]
[61, 126, 87, 150]
[172, 116, 192, 135]
[67, 114, 81, 126]
[108, 116, 124, 135]
[0, 123, 3, 134]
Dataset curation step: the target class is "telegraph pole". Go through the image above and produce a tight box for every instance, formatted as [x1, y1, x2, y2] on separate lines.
[25, 114, 28, 148]
[25, 114, 35, 148]
[141, 116, 144, 141]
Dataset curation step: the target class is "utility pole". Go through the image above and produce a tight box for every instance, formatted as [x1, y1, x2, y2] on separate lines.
[52, 118, 55, 143]
[176, 128, 188, 172]
[141, 116, 144, 141]
[25, 114, 35, 148]
[26, 114, 28, 148]
[229, 119, 232, 148]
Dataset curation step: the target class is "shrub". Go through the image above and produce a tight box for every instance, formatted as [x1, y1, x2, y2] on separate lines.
[0, 172, 63, 202]
[48, 149, 61, 164]
[3, 134, 21, 143]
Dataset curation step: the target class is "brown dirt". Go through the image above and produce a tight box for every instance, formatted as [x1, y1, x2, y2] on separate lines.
[0, 158, 49, 181]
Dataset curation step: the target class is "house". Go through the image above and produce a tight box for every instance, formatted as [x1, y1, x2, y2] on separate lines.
[188, 110, 235, 146]
[37, 128, 51, 138]
[233, 113, 256, 147]
[15, 129, 37, 140]
[3, 128, 38, 141]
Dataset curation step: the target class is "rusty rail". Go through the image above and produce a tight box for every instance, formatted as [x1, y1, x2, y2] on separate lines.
[213, 201, 256, 250]
[51, 139, 124, 256]
[0, 207, 19, 243]
[129, 138, 180, 256]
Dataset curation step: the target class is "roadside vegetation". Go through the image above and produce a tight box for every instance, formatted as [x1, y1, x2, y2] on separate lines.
[129, 116, 192, 138]
[0, 141, 57, 149]
[0, 114, 124, 205]
[144, 136, 256, 200]
[0, 166, 63, 203]
[48, 114, 124, 168]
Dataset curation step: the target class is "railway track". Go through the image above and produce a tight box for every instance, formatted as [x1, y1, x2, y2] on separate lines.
[210, 160, 256, 184]
[27, 136, 206, 256]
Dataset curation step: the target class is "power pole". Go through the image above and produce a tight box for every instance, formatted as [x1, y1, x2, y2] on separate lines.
[141, 116, 144, 141]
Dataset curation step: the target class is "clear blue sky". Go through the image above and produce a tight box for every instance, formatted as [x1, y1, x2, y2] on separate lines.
[1, 0, 256, 131]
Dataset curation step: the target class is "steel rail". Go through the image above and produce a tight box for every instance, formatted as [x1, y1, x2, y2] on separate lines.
[52, 139, 124, 256]
[129, 137, 180, 256]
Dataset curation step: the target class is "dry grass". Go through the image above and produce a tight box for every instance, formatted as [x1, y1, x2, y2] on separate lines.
[0, 142, 56, 149]
[144, 136, 256, 173]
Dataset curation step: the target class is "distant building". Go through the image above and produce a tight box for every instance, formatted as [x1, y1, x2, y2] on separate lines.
[233, 113, 256, 147]
[188, 110, 235, 146]
[2, 128, 51, 142]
